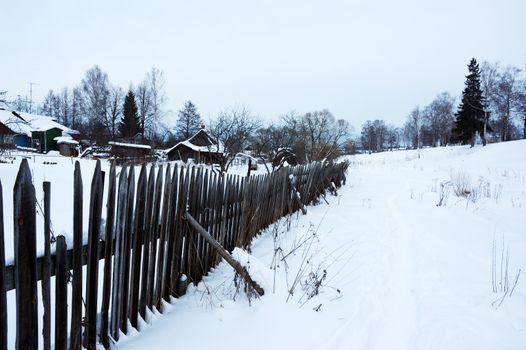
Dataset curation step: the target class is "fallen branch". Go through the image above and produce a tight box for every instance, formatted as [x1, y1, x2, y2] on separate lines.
[184, 212, 265, 296]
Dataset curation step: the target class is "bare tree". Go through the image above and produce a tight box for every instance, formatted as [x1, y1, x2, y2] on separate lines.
[39, 90, 59, 118]
[424, 92, 456, 146]
[175, 100, 201, 140]
[81, 65, 110, 141]
[404, 107, 423, 156]
[106, 85, 124, 138]
[360, 119, 386, 153]
[480, 61, 500, 142]
[145, 67, 166, 139]
[385, 125, 401, 150]
[209, 106, 261, 171]
[494, 66, 521, 141]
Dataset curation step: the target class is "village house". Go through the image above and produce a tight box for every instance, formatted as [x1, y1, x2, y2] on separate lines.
[165, 127, 223, 164]
[0, 108, 79, 153]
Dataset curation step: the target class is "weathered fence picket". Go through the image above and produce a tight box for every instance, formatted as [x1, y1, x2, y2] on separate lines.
[85, 160, 104, 349]
[100, 162, 115, 349]
[71, 162, 83, 350]
[42, 182, 51, 350]
[54, 235, 68, 350]
[13, 159, 38, 350]
[0, 180, 6, 350]
[1, 158, 348, 349]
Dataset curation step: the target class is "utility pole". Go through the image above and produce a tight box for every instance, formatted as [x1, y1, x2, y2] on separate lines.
[27, 82, 39, 113]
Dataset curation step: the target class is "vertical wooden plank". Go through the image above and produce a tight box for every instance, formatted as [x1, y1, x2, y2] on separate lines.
[155, 164, 171, 310]
[180, 166, 193, 283]
[41, 181, 51, 350]
[163, 164, 179, 300]
[139, 165, 155, 318]
[54, 236, 68, 350]
[13, 159, 38, 350]
[111, 166, 128, 341]
[85, 160, 103, 349]
[70, 162, 83, 350]
[130, 164, 147, 328]
[0, 180, 7, 350]
[120, 167, 135, 334]
[196, 169, 209, 278]
[170, 166, 186, 296]
[100, 162, 115, 349]
[147, 164, 163, 308]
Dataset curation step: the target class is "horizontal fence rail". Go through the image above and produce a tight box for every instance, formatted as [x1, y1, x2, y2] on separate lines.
[0, 159, 348, 349]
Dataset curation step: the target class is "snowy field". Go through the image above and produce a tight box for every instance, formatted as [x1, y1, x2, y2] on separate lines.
[117, 141, 526, 350]
[1, 141, 526, 349]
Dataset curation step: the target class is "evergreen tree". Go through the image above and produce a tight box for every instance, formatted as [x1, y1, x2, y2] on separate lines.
[452, 58, 486, 146]
[119, 90, 139, 138]
[175, 101, 201, 140]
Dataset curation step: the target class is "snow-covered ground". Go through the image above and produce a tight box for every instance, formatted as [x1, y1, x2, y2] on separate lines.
[1, 141, 526, 349]
[116, 141, 526, 350]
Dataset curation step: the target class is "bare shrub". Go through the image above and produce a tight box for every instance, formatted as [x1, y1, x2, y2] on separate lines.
[491, 234, 522, 308]
[450, 170, 472, 197]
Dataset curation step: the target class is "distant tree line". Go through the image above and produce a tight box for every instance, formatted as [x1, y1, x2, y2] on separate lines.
[6, 66, 167, 146]
[359, 58, 526, 152]
[3, 57, 524, 160]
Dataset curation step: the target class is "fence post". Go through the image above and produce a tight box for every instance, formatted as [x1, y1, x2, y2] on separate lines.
[120, 167, 135, 334]
[41, 182, 52, 350]
[55, 235, 68, 350]
[70, 162, 83, 350]
[84, 160, 104, 349]
[130, 164, 147, 329]
[100, 162, 115, 349]
[139, 165, 155, 318]
[0, 180, 7, 350]
[13, 159, 38, 349]
[111, 166, 129, 341]
[155, 164, 171, 310]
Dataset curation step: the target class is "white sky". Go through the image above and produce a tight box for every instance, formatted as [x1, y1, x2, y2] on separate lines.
[2, 0, 526, 128]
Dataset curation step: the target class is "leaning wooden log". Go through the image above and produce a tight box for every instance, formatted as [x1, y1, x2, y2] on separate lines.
[184, 212, 265, 297]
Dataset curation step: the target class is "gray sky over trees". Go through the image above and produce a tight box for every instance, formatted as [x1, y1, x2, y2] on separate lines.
[2, 0, 525, 127]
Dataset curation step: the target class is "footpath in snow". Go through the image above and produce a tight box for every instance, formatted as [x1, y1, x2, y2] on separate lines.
[116, 140, 526, 350]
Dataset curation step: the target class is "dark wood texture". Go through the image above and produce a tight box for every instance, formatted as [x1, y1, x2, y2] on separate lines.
[0, 181, 7, 350]
[54, 236, 68, 350]
[42, 181, 51, 350]
[70, 162, 83, 350]
[13, 159, 38, 350]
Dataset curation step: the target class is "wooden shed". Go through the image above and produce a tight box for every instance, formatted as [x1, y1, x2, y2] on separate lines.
[165, 128, 223, 164]
[108, 141, 152, 158]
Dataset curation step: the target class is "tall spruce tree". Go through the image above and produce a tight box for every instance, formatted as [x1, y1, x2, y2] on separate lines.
[175, 101, 201, 140]
[119, 90, 140, 138]
[452, 58, 486, 146]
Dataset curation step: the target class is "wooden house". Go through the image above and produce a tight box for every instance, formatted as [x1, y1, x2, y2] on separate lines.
[0, 108, 79, 153]
[166, 128, 223, 164]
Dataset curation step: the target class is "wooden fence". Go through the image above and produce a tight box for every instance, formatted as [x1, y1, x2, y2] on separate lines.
[0, 159, 348, 349]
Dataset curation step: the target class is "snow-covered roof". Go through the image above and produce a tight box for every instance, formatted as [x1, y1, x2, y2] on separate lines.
[0, 108, 79, 136]
[15, 110, 79, 135]
[171, 140, 222, 153]
[165, 128, 224, 155]
[108, 141, 152, 150]
[54, 136, 79, 145]
[0, 109, 33, 136]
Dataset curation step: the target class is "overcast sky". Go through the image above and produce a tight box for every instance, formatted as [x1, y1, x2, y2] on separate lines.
[2, 0, 526, 128]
